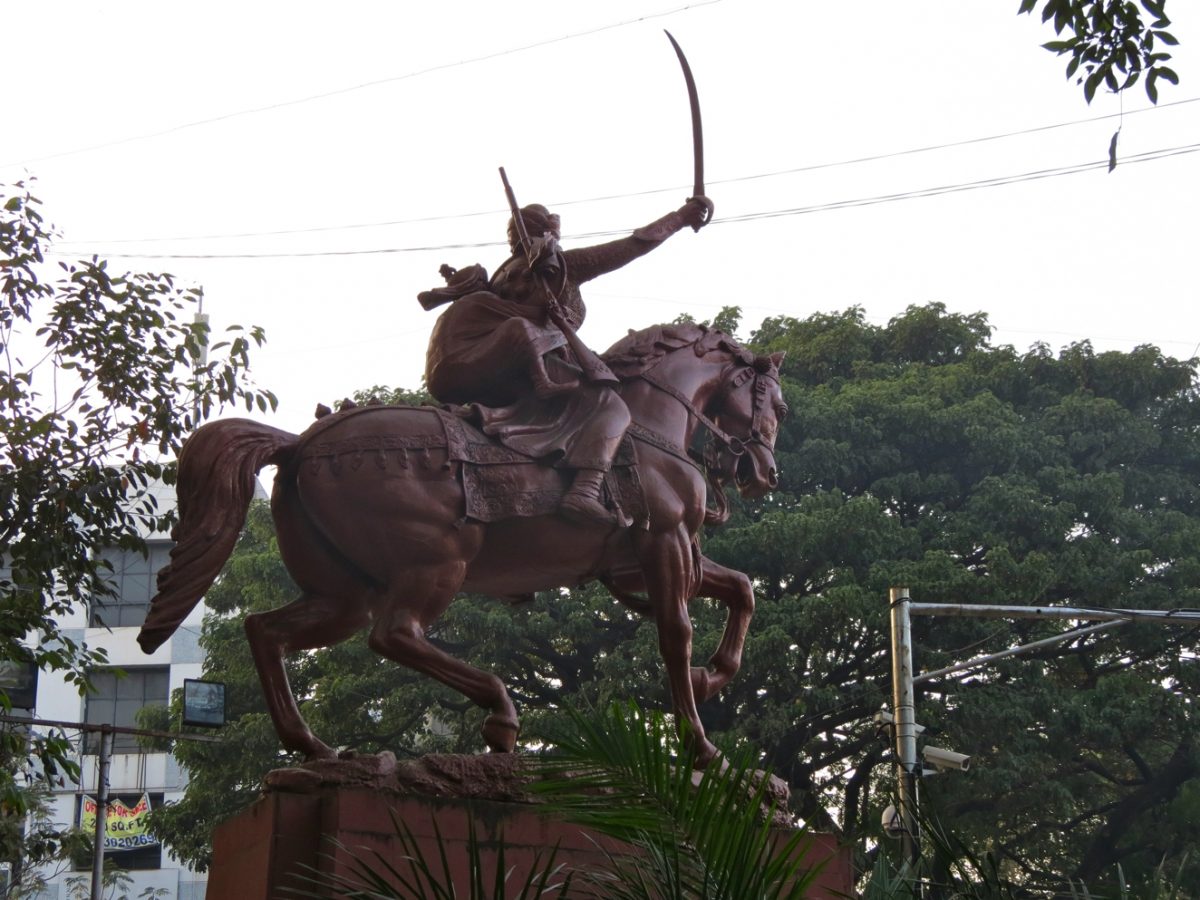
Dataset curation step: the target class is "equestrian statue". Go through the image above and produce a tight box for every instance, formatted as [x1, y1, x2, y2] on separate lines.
[136, 33, 787, 767]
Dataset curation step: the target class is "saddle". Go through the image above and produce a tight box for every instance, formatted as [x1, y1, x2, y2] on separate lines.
[301, 404, 648, 528]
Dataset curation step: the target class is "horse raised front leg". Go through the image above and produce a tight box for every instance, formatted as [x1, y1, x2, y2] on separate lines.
[245, 593, 371, 760]
[368, 564, 519, 752]
[601, 555, 753, 706]
[637, 527, 717, 767]
[690, 555, 755, 704]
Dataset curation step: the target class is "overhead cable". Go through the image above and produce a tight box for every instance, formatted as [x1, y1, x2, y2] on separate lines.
[1, 1, 723, 169]
[49, 96, 1200, 248]
[53, 142, 1200, 261]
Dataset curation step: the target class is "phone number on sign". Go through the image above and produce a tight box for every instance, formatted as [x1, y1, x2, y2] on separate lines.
[104, 834, 158, 850]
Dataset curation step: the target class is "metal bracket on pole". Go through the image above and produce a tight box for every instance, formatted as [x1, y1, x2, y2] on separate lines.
[914, 619, 1128, 685]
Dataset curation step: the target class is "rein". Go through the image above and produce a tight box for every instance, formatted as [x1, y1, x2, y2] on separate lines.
[637, 365, 747, 460]
[636, 355, 779, 462]
[626, 421, 703, 473]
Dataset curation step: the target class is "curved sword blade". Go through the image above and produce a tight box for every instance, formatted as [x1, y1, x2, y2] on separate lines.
[664, 30, 709, 230]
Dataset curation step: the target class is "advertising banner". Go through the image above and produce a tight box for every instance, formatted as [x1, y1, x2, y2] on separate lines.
[79, 794, 159, 851]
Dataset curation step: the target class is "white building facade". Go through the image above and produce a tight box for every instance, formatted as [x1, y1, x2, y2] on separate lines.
[25, 481, 211, 900]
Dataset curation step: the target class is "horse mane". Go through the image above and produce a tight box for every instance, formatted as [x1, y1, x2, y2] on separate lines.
[601, 322, 752, 379]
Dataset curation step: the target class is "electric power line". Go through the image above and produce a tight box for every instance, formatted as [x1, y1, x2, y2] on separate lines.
[48, 96, 1200, 249]
[716, 142, 1200, 226]
[53, 142, 1200, 261]
[1, 0, 724, 170]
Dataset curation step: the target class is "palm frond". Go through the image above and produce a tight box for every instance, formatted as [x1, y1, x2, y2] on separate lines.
[282, 702, 822, 898]
[531, 702, 822, 900]
[281, 806, 571, 899]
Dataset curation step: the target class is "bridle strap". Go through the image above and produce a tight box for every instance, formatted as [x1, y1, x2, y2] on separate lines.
[638, 366, 746, 457]
[713, 362, 781, 454]
[631, 354, 779, 525]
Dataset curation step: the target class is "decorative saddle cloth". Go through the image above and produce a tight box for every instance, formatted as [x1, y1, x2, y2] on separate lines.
[299, 404, 649, 528]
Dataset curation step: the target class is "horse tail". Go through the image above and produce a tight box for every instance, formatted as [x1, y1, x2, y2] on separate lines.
[138, 418, 298, 654]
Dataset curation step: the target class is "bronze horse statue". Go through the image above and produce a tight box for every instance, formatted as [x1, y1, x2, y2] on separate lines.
[137, 323, 786, 765]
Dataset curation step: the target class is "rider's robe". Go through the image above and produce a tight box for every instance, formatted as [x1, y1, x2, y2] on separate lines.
[424, 227, 680, 470]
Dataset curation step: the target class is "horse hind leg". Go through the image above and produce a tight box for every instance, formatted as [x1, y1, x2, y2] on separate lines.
[368, 565, 519, 752]
[245, 593, 370, 760]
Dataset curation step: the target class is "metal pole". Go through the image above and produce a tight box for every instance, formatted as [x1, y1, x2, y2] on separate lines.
[913, 619, 1128, 685]
[908, 602, 1200, 623]
[0, 714, 222, 744]
[192, 306, 209, 428]
[90, 726, 112, 900]
[889, 587, 921, 876]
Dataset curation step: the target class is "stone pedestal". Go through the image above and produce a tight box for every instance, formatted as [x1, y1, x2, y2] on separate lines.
[206, 754, 854, 898]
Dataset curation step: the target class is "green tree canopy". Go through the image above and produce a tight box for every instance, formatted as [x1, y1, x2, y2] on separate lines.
[154, 304, 1197, 893]
[716, 303, 1199, 890]
[1, 181, 276, 885]
[1022, 0, 1179, 103]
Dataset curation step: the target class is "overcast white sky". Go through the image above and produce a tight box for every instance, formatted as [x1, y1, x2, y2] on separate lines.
[5, 1, 1198, 435]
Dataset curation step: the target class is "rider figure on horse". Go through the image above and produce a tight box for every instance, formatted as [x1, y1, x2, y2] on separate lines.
[419, 194, 712, 526]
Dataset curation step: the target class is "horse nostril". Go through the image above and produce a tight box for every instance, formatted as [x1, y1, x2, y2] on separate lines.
[768, 468, 779, 487]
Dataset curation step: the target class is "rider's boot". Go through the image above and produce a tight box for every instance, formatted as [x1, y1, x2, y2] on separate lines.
[560, 468, 629, 527]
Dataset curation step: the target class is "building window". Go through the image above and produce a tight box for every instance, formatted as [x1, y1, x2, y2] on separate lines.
[90, 542, 172, 629]
[84, 668, 169, 754]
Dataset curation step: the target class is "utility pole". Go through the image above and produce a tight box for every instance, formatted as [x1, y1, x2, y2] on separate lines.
[888, 587, 922, 876]
[192, 295, 209, 428]
[89, 726, 113, 900]
[884, 592, 1199, 894]
[0, 715, 221, 900]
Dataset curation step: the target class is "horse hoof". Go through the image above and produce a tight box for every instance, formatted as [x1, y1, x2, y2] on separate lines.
[691, 665, 730, 704]
[690, 666, 714, 703]
[692, 738, 721, 769]
[481, 713, 520, 752]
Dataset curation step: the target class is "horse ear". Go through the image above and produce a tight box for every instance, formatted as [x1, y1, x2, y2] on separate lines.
[769, 351, 786, 369]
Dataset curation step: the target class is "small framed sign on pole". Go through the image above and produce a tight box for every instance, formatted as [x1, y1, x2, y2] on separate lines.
[181, 679, 226, 728]
[0, 660, 38, 710]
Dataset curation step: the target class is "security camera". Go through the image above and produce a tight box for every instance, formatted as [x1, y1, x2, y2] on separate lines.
[881, 804, 905, 839]
[874, 709, 926, 734]
[922, 745, 971, 772]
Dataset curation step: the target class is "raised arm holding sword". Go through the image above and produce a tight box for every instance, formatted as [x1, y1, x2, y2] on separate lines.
[418, 31, 713, 526]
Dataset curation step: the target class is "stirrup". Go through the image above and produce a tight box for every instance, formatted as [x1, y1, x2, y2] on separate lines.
[560, 491, 631, 528]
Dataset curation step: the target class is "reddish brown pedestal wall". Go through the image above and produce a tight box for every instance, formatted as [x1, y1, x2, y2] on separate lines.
[208, 787, 855, 898]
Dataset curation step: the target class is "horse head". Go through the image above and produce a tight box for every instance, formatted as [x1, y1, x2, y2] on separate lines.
[705, 348, 787, 502]
[604, 323, 786, 521]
